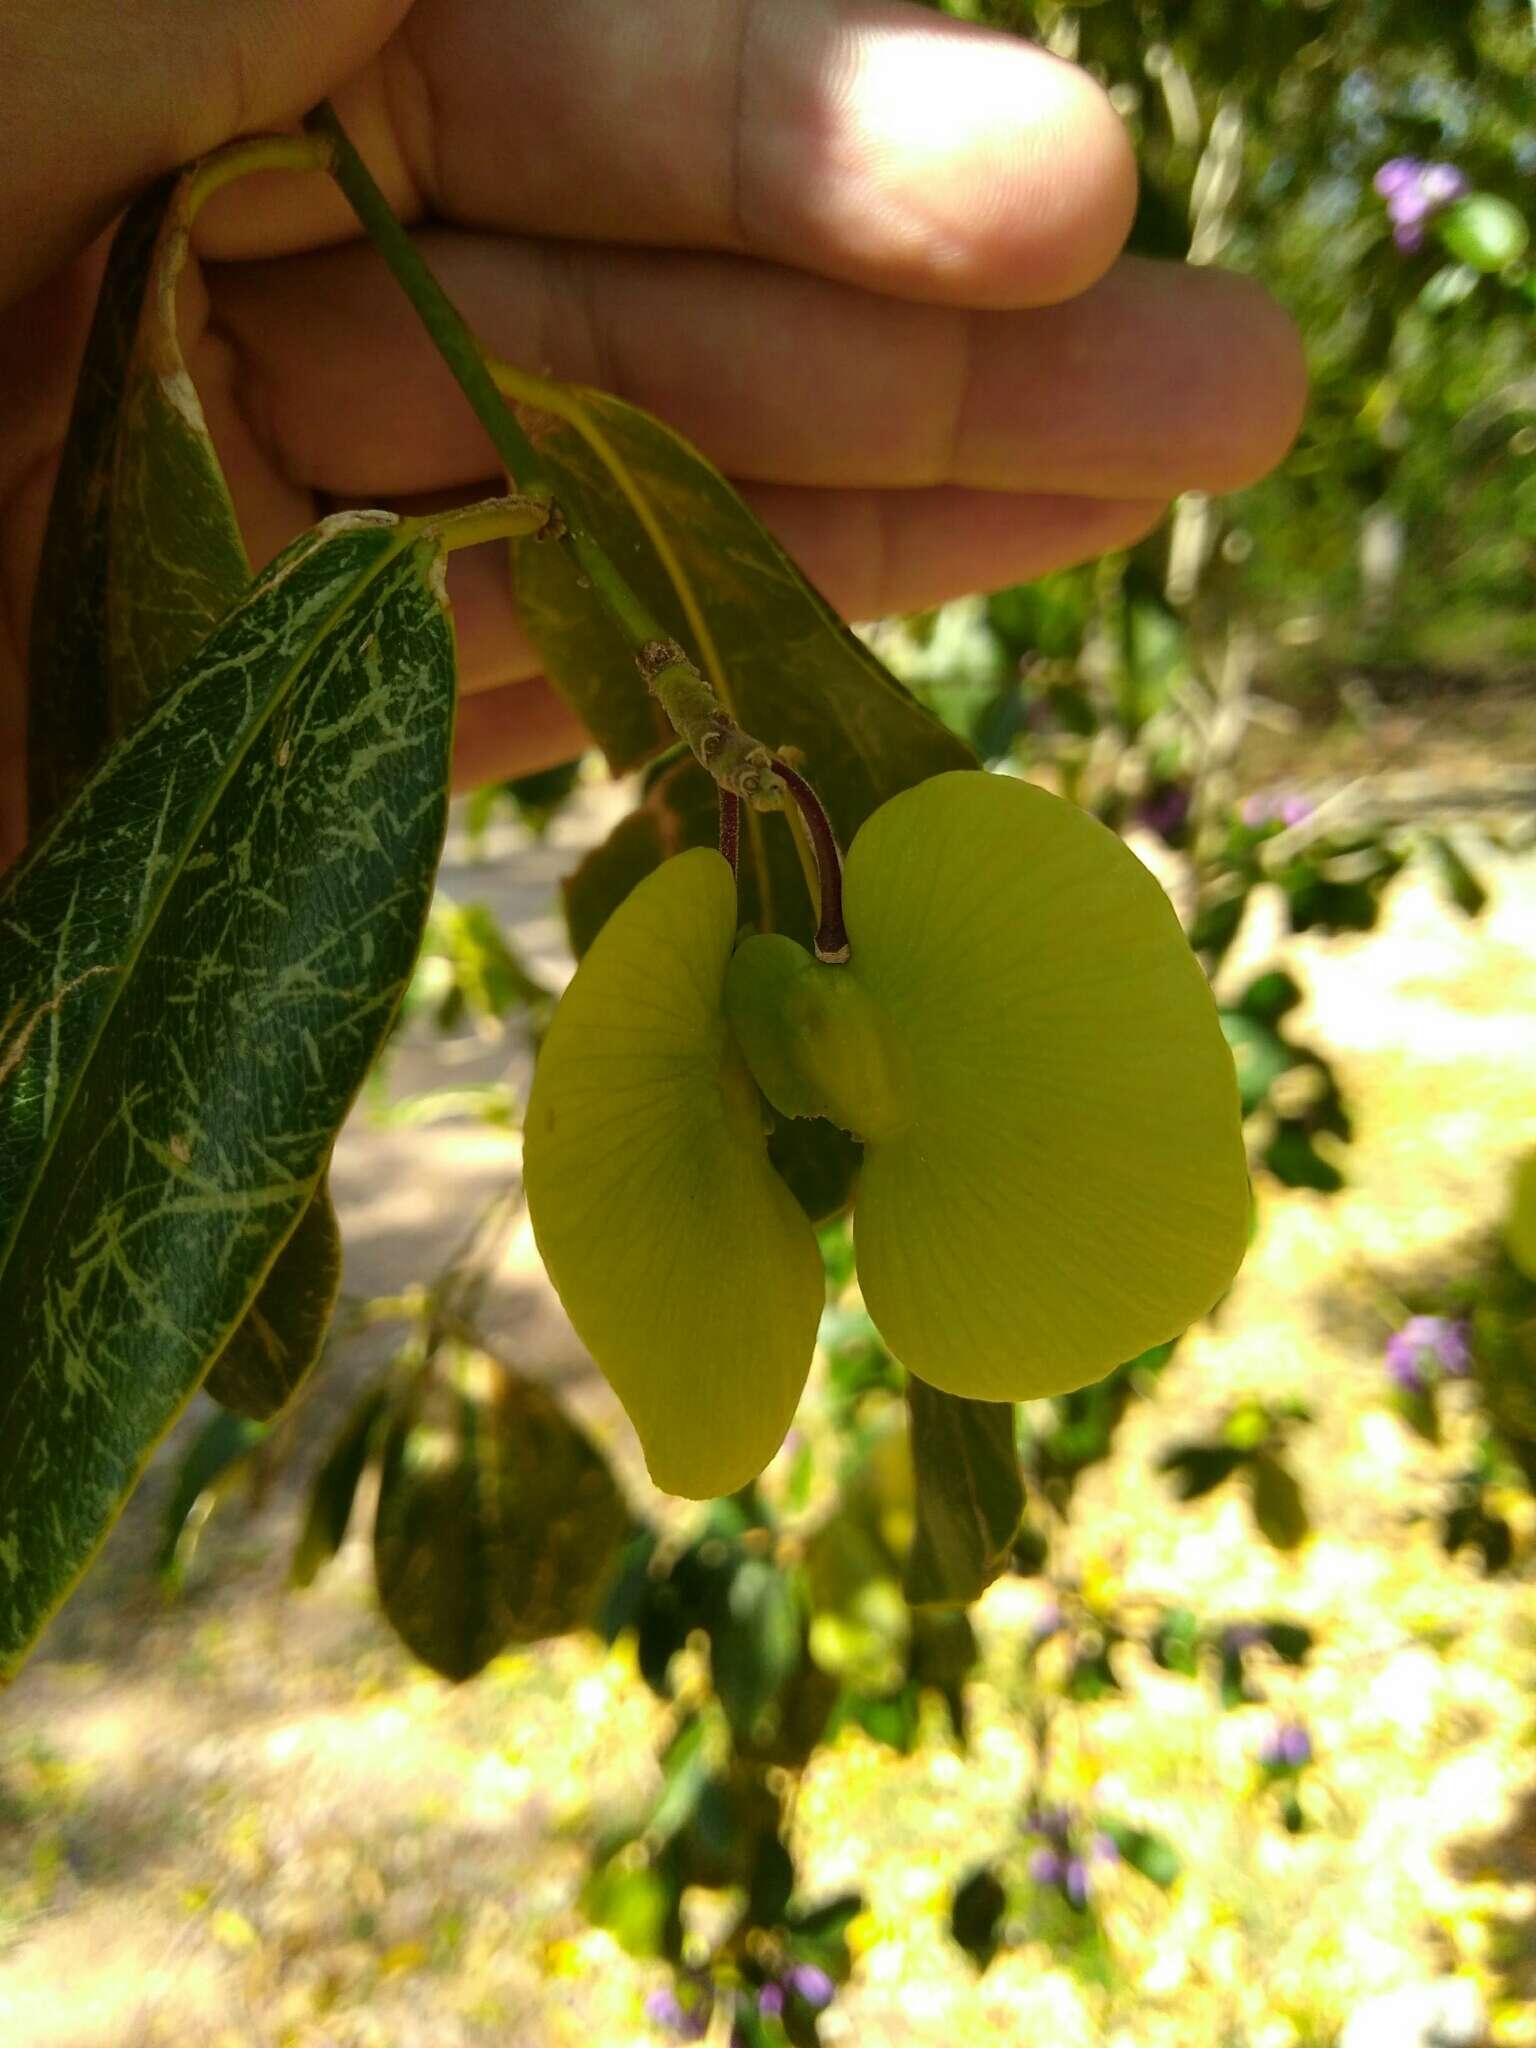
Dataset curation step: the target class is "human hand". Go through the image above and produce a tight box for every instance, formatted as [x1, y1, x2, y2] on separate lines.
[0, 0, 1306, 870]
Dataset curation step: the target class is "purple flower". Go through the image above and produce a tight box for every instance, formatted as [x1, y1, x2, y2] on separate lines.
[1063, 1857, 1089, 1909]
[758, 1983, 785, 2018]
[1088, 1830, 1121, 1866]
[1028, 1846, 1066, 1887]
[1385, 1315, 1472, 1392]
[1373, 157, 1469, 252]
[1241, 790, 1312, 830]
[645, 1985, 709, 2040]
[785, 1963, 835, 2010]
[1260, 1720, 1312, 1771]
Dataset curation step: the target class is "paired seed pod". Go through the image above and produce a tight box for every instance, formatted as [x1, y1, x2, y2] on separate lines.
[525, 771, 1250, 1498]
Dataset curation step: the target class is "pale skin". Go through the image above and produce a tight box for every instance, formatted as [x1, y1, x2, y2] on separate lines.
[0, 0, 1308, 873]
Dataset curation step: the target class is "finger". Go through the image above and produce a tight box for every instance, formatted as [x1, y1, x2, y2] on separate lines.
[436, 483, 1164, 699]
[0, 0, 408, 307]
[195, 0, 1137, 310]
[209, 234, 1305, 505]
[451, 676, 587, 792]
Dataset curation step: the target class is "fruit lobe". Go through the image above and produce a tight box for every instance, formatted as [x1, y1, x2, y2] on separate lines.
[522, 848, 823, 1498]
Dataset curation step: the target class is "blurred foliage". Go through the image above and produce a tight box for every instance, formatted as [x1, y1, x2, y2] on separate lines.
[928, 0, 1536, 671]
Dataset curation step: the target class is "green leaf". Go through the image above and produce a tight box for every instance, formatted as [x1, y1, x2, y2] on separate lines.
[1233, 968, 1303, 1027]
[156, 1405, 269, 1583]
[204, 1179, 342, 1419]
[1262, 1621, 1313, 1666]
[372, 1341, 631, 1681]
[1159, 1443, 1246, 1501]
[105, 163, 252, 727]
[0, 511, 456, 1680]
[430, 899, 555, 1036]
[1437, 193, 1529, 274]
[523, 849, 825, 1498]
[950, 1865, 1008, 1970]
[903, 1377, 1022, 1607]
[506, 374, 974, 949]
[1422, 832, 1488, 919]
[1220, 1011, 1294, 1117]
[1247, 1451, 1310, 1551]
[709, 1555, 804, 1747]
[1264, 1124, 1344, 1193]
[290, 1382, 390, 1590]
[1100, 1822, 1180, 1889]
[28, 138, 325, 827]
[581, 1857, 679, 1960]
[27, 137, 342, 1444]
[1150, 1607, 1202, 1678]
[25, 178, 172, 828]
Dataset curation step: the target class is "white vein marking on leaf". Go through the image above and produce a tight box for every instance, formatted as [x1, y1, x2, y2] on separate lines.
[0, 965, 119, 1100]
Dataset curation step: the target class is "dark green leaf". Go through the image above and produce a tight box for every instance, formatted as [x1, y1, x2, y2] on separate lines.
[0, 513, 457, 1680]
[25, 179, 172, 828]
[904, 1378, 1022, 1606]
[950, 1865, 1008, 1969]
[105, 173, 251, 727]
[1158, 1444, 1246, 1500]
[1234, 969, 1303, 1026]
[1264, 1125, 1345, 1193]
[204, 1180, 342, 1419]
[710, 1555, 804, 1747]
[1422, 832, 1488, 919]
[373, 1341, 630, 1681]
[1247, 1452, 1310, 1551]
[647, 1713, 714, 1846]
[156, 1405, 269, 1581]
[1218, 1646, 1253, 1711]
[290, 1381, 391, 1590]
[509, 380, 973, 950]
[1262, 1622, 1314, 1666]
[1220, 1011, 1294, 1117]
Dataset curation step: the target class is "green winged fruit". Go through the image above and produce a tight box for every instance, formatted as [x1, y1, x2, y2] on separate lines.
[525, 770, 1250, 1498]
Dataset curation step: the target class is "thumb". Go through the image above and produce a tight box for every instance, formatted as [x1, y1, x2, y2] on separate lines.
[2, 0, 411, 305]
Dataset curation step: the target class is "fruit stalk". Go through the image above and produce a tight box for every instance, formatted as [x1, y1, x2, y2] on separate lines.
[771, 759, 849, 962]
[718, 788, 741, 874]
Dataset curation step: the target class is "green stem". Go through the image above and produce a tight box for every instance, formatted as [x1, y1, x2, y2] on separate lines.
[304, 101, 551, 498]
[308, 101, 798, 834]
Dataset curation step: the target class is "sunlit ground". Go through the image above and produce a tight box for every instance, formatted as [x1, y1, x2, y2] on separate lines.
[3, 773, 1535, 2048]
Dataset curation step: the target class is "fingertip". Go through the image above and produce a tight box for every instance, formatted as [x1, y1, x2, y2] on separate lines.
[992, 51, 1140, 306]
[1205, 274, 1310, 491]
[753, 10, 1138, 310]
